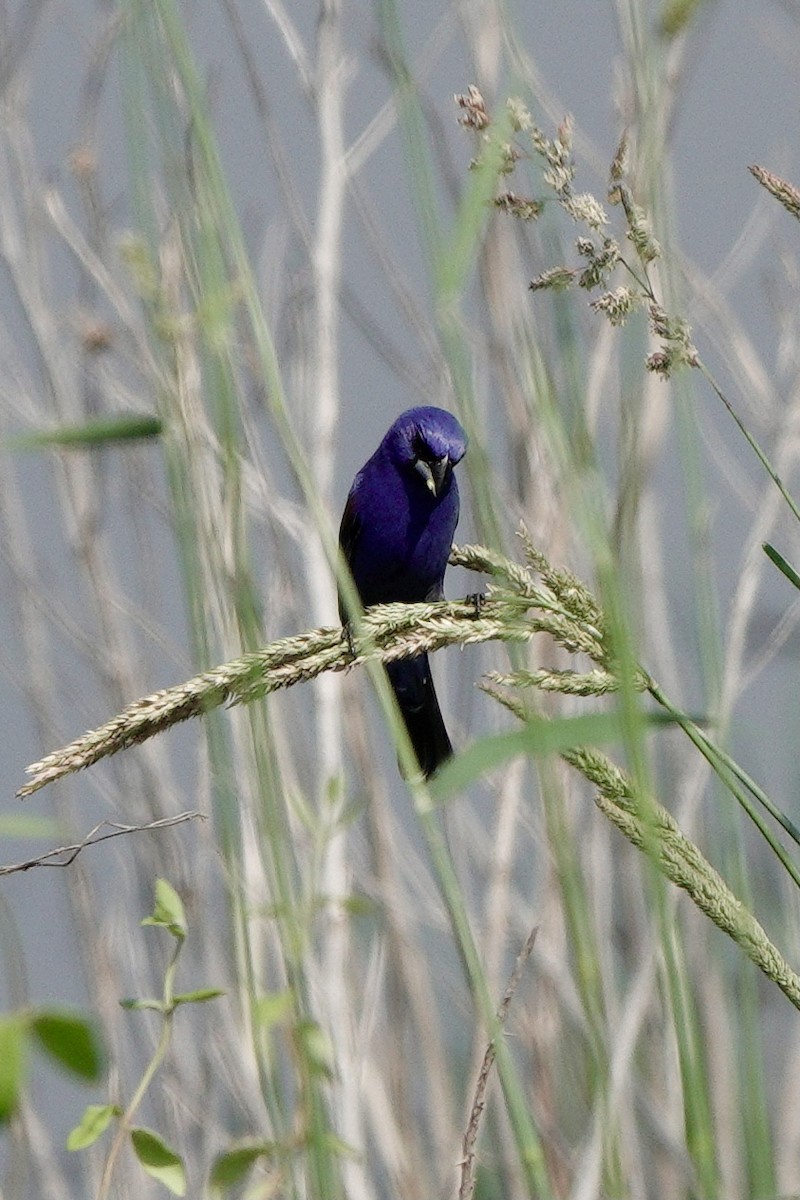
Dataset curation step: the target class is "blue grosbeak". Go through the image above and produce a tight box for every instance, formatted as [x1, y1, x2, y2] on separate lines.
[339, 406, 468, 777]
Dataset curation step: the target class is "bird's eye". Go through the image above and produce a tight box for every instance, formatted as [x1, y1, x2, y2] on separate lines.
[411, 432, 429, 462]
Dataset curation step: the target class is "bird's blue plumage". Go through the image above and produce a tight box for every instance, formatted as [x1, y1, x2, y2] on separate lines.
[339, 406, 467, 777]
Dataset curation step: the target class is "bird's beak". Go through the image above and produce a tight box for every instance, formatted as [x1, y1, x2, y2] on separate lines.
[415, 455, 450, 496]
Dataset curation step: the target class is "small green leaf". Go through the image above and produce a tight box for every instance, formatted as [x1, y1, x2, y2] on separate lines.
[141, 879, 187, 940]
[31, 1011, 103, 1080]
[0, 814, 60, 838]
[67, 1103, 121, 1150]
[0, 1015, 28, 1122]
[660, 0, 710, 37]
[131, 1127, 186, 1196]
[323, 1132, 361, 1160]
[254, 991, 293, 1031]
[173, 988, 225, 1006]
[209, 1139, 278, 1190]
[764, 542, 800, 591]
[119, 998, 167, 1013]
[8, 414, 163, 451]
[341, 894, 376, 919]
[295, 1020, 333, 1079]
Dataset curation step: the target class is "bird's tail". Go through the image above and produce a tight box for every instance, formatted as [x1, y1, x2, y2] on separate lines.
[386, 654, 452, 779]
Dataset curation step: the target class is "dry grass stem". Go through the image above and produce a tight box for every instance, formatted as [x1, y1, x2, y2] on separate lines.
[16, 535, 620, 799]
[459, 925, 538, 1200]
[562, 745, 800, 1012]
[17, 579, 542, 797]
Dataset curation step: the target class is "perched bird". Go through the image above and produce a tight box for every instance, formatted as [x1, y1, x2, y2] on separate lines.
[339, 406, 468, 778]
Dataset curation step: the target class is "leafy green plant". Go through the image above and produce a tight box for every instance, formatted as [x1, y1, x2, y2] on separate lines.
[68, 879, 223, 1199]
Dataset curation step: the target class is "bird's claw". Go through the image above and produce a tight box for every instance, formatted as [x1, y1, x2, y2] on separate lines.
[464, 592, 485, 617]
[342, 622, 357, 661]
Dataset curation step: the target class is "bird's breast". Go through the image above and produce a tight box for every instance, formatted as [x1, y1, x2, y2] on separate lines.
[352, 485, 458, 607]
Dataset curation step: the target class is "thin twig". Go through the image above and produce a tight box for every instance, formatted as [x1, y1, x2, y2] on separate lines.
[0, 811, 204, 875]
[458, 925, 538, 1200]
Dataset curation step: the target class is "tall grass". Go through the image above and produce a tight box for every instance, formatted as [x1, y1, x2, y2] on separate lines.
[2, 1, 800, 1198]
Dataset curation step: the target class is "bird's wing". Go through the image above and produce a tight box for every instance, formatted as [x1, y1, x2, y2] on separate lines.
[338, 488, 362, 566]
[337, 488, 363, 624]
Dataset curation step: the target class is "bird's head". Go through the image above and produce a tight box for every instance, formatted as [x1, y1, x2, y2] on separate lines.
[386, 406, 468, 498]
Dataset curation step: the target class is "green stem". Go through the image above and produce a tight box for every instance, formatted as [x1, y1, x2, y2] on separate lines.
[697, 360, 800, 525]
[97, 939, 182, 1200]
[646, 678, 800, 886]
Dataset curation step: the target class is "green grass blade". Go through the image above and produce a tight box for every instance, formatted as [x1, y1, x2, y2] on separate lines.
[7, 415, 162, 450]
